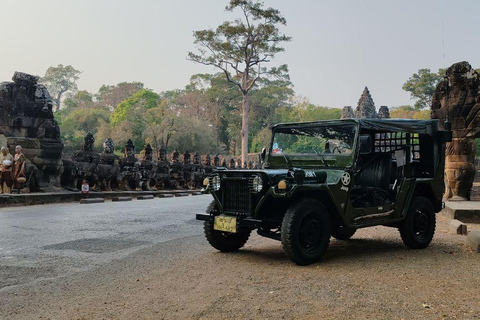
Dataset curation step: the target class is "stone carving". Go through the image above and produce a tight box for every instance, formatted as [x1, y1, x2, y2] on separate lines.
[139, 143, 156, 190]
[431, 61, 480, 200]
[117, 139, 139, 190]
[96, 138, 120, 191]
[71, 132, 99, 190]
[0, 72, 63, 191]
[229, 158, 236, 169]
[169, 149, 185, 189]
[153, 145, 170, 189]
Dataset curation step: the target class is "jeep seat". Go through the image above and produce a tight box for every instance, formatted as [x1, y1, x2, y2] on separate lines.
[355, 153, 392, 190]
[351, 153, 393, 207]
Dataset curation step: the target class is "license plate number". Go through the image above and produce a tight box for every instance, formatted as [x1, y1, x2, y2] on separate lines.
[214, 215, 237, 233]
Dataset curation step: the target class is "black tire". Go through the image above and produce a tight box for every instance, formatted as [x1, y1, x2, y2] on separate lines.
[203, 201, 251, 252]
[399, 196, 435, 249]
[281, 199, 331, 265]
[331, 224, 356, 240]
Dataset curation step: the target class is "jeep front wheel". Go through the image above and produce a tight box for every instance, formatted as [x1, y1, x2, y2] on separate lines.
[399, 196, 435, 249]
[203, 201, 251, 252]
[281, 199, 331, 265]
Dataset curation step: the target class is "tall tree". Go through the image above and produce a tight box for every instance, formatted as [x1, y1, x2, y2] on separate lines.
[97, 82, 144, 110]
[41, 64, 82, 112]
[402, 68, 445, 110]
[188, 0, 291, 166]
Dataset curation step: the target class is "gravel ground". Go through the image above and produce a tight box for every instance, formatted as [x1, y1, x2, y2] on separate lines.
[0, 214, 478, 320]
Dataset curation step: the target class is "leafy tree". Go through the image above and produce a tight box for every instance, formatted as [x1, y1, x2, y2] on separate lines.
[96, 82, 144, 110]
[188, 0, 291, 167]
[402, 68, 445, 110]
[63, 90, 95, 110]
[278, 98, 341, 123]
[58, 107, 111, 153]
[389, 105, 430, 120]
[110, 89, 160, 148]
[41, 64, 82, 112]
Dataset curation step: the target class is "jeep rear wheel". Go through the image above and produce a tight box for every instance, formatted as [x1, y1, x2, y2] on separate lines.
[399, 196, 435, 249]
[281, 199, 331, 265]
[331, 224, 356, 240]
[203, 201, 251, 252]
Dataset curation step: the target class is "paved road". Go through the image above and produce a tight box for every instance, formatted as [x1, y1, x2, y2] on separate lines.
[0, 195, 212, 291]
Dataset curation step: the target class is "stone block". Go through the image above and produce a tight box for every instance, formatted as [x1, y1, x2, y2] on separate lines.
[112, 197, 132, 202]
[80, 198, 105, 204]
[466, 231, 480, 253]
[442, 201, 480, 223]
[449, 219, 468, 235]
[174, 193, 189, 197]
[158, 194, 174, 198]
[137, 195, 154, 200]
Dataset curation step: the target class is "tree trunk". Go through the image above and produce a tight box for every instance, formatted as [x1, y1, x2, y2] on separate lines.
[241, 94, 249, 168]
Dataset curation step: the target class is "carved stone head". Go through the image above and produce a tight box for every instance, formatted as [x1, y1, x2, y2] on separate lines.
[143, 143, 153, 161]
[172, 149, 180, 162]
[103, 138, 114, 154]
[183, 150, 191, 165]
[83, 132, 95, 151]
[204, 153, 211, 166]
[124, 139, 135, 157]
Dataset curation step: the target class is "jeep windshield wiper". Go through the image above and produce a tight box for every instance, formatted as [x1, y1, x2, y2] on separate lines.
[283, 155, 293, 168]
[319, 154, 329, 167]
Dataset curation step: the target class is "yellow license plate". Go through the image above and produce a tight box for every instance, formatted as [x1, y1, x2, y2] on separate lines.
[214, 215, 237, 233]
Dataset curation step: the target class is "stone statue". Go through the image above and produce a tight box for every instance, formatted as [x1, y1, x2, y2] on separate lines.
[171, 149, 180, 163]
[431, 61, 480, 200]
[118, 139, 139, 191]
[213, 154, 220, 167]
[96, 138, 120, 191]
[154, 145, 170, 189]
[71, 132, 100, 190]
[189, 152, 205, 189]
[183, 150, 191, 165]
[169, 149, 185, 189]
[0, 72, 64, 191]
[204, 154, 214, 175]
[229, 158, 236, 169]
[138, 143, 156, 191]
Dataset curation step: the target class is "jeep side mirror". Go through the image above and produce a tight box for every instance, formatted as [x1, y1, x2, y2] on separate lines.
[260, 147, 267, 163]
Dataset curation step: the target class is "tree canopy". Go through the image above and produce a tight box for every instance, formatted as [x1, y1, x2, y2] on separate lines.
[402, 68, 445, 110]
[188, 0, 291, 167]
[41, 64, 82, 112]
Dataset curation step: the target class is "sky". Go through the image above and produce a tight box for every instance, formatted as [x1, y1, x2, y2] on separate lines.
[0, 0, 479, 109]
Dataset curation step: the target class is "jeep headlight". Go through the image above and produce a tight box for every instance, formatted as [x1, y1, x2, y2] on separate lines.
[250, 175, 263, 193]
[210, 175, 221, 191]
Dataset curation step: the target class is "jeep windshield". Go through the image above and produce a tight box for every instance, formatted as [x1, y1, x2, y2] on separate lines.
[270, 123, 357, 160]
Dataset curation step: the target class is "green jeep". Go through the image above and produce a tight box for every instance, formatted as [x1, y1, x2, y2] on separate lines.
[196, 119, 452, 265]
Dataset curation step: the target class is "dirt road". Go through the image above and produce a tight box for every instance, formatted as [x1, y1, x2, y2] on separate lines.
[1, 214, 478, 320]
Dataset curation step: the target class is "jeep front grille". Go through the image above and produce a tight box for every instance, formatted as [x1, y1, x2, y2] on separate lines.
[222, 178, 251, 214]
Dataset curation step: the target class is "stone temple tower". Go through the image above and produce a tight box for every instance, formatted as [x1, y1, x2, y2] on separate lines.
[341, 87, 390, 119]
[355, 87, 377, 118]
